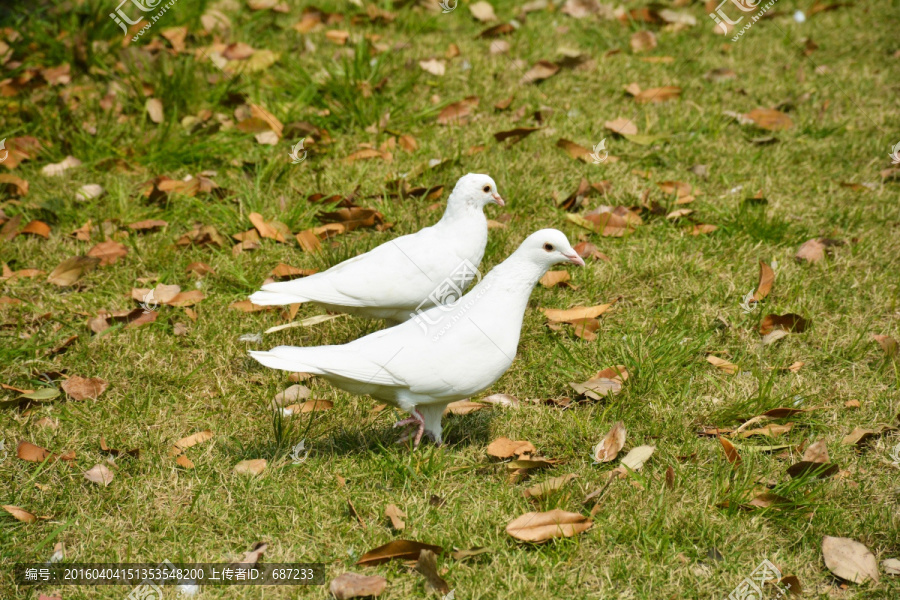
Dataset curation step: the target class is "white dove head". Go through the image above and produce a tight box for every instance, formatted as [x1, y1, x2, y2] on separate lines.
[448, 173, 504, 210]
[518, 229, 585, 268]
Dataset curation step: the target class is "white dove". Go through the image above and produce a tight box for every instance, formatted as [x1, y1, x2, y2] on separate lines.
[248, 173, 504, 323]
[250, 229, 585, 447]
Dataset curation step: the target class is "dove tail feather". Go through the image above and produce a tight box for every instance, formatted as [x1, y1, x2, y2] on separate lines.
[249, 291, 309, 305]
[248, 348, 323, 374]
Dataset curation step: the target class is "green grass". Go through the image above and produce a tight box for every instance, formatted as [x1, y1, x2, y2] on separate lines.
[2, 0, 900, 598]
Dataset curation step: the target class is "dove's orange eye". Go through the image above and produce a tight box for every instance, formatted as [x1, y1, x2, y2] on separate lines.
[483, 185, 490, 193]
[543, 243, 554, 252]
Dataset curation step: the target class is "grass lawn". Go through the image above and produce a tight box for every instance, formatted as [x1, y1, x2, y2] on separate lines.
[2, 0, 900, 598]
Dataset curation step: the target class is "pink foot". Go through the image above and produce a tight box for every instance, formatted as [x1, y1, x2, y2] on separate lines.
[393, 410, 425, 447]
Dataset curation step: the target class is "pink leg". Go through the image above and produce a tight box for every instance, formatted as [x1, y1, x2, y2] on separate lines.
[394, 409, 425, 446]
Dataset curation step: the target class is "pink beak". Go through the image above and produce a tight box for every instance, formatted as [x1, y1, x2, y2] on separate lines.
[492, 193, 505, 207]
[565, 253, 586, 267]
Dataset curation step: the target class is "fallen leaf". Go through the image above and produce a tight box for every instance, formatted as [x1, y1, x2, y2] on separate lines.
[542, 303, 615, 323]
[19, 220, 50, 238]
[0, 174, 29, 196]
[604, 118, 638, 136]
[736, 423, 793, 439]
[172, 430, 213, 455]
[385, 504, 406, 531]
[593, 421, 626, 462]
[795, 238, 826, 262]
[41, 156, 82, 177]
[46, 256, 100, 286]
[2, 504, 37, 523]
[822, 536, 879, 584]
[873, 334, 898, 357]
[480, 393, 519, 408]
[234, 459, 267, 476]
[443, 400, 485, 415]
[175, 455, 195, 469]
[84, 464, 114, 486]
[569, 365, 628, 400]
[128, 219, 168, 231]
[487, 437, 536, 459]
[329, 573, 387, 600]
[759, 313, 809, 335]
[752, 260, 775, 302]
[75, 184, 104, 201]
[802, 440, 829, 463]
[707, 355, 739, 374]
[882, 559, 900, 576]
[419, 58, 446, 76]
[506, 509, 592, 543]
[494, 127, 541, 144]
[451, 547, 491, 560]
[619, 445, 655, 471]
[626, 84, 681, 104]
[248, 212, 288, 242]
[416, 549, 449, 594]
[61, 375, 108, 400]
[146, 98, 164, 123]
[356, 540, 443, 566]
[87, 240, 128, 266]
[719, 437, 742, 467]
[630, 30, 657, 52]
[539, 270, 570, 287]
[520, 60, 560, 84]
[469, 1, 496, 22]
[786, 461, 839, 479]
[523, 474, 578, 499]
[745, 108, 793, 131]
[437, 96, 479, 125]
[841, 423, 898, 446]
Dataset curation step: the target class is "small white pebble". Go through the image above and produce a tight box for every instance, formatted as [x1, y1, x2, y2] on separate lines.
[793, 10, 806, 23]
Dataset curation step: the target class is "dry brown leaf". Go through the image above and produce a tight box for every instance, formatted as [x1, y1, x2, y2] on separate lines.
[541, 302, 615, 323]
[356, 540, 443, 566]
[539, 270, 571, 287]
[443, 400, 485, 415]
[719, 436, 742, 467]
[752, 260, 775, 302]
[17, 441, 52, 462]
[626, 84, 682, 103]
[385, 504, 406, 531]
[128, 219, 168, 231]
[873, 334, 898, 357]
[234, 459, 267, 476]
[175, 455, 195, 469]
[2, 504, 37, 523]
[555, 138, 592, 162]
[415, 549, 449, 595]
[802, 440, 829, 463]
[42, 155, 81, 176]
[0, 174, 29, 196]
[506, 509, 592, 543]
[759, 313, 809, 335]
[19, 220, 50, 238]
[480, 393, 519, 408]
[87, 240, 128, 266]
[604, 118, 638, 136]
[822, 536, 880, 585]
[84, 464, 114, 486]
[172, 430, 213, 455]
[47, 256, 100, 286]
[593, 421, 626, 462]
[487, 437, 536, 459]
[469, 1, 497, 22]
[736, 423, 793, 439]
[419, 58, 446, 76]
[437, 96, 479, 125]
[61, 375, 108, 400]
[146, 98, 164, 123]
[329, 573, 387, 600]
[630, 30, 657, 52]
[248, 212, 288, 242]
[520, 60, 559, 84]
[795, 238, 826, 262]
[522, 474, 578, 499]
[707, 354, 739, 374]
[569, 365, 628, 400]
[745, 108, 793, 131]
